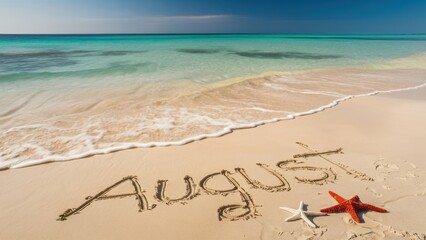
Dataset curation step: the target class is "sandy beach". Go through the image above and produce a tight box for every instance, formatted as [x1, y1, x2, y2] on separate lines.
[1, 86, 425, 239]
[2, 1, 426, 239]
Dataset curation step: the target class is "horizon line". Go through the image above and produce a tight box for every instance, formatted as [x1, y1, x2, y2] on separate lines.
[1, 33, 426, 36]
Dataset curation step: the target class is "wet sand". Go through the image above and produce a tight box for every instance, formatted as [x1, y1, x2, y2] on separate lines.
[0, 87, 425, 240]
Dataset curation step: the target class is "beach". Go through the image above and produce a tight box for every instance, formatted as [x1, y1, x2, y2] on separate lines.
[2, 35, 426, 169]
[1, 86, 425, 239]
[2, 0, 426, 237]
[1, 35, 426, 239]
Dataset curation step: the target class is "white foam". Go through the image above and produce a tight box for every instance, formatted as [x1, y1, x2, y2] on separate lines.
[2, 81, 425, 170]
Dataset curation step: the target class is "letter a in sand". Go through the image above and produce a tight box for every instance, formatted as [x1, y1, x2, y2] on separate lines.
[58, 176, 156, 221]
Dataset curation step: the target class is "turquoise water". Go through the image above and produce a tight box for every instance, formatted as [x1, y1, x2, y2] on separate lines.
[2, 34, 426, 85]
[1, 34, 426, 169]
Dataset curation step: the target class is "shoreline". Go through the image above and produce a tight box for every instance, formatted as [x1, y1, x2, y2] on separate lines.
[2, 52, 426, 170]
[4, 79, 426, 170]
[1, 85, 425, 239]
[0, 53, 426, 170]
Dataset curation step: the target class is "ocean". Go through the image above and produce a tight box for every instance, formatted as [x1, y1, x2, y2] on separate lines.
[1, 34, 426, 169]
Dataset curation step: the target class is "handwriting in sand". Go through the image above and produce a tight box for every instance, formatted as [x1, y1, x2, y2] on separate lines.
[58, 142, 373, 222]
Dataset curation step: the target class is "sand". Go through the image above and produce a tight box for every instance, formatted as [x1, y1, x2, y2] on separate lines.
[0, 87, 425, 240]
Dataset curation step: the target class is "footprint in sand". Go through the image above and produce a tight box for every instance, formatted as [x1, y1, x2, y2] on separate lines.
[373, 159, 399, 173]
[366, 187, 383, 198]
[405, 161, 417, 169]
[374, 159, 419, 182]
[397, 172, 418, 181]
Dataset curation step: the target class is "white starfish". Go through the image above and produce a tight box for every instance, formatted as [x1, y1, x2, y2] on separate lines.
[279, 201, 327, 228]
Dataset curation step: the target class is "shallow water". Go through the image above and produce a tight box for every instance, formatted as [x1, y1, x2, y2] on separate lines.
[1, 34, 426, 169]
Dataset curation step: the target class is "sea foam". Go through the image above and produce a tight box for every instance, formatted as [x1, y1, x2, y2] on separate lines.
[1, 66, 425, 170]
[2, 35, 426, 169]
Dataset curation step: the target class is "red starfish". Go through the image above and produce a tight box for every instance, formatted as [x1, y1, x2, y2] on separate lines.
[320, 191, 387, 223]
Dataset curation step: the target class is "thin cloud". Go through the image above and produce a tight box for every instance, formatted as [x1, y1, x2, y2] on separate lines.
[149, 15, 232, 21]
[83, 15, 235, 22]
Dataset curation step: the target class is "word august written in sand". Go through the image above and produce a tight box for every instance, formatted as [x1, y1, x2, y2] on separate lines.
[58, 143, 373, 222]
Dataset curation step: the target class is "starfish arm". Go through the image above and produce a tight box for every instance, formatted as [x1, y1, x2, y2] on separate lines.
[346, 204, 361, 223]
[355, 202, 387, 213]
[285, 213, 301, 222]
[298, 201, 304, 210]
[320, 203, 346, 213]
[280, 207, 297, 214]
[328, 191, 347, 203]
[305, 211, 327, 216]
[300, 212, 317, 228]
[350, 195, 360, 202]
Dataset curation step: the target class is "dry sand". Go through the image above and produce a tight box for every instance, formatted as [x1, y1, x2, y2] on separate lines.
[0, 87, 425, 240]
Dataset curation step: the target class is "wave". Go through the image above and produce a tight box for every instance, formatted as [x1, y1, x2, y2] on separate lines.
[2, 82, 425, 170]
[1, 61, 426, 170]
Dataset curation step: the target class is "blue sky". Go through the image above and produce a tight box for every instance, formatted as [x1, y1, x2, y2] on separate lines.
[0, 0, 425, 34]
